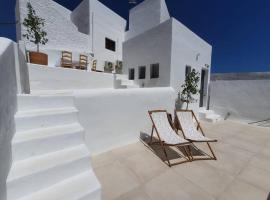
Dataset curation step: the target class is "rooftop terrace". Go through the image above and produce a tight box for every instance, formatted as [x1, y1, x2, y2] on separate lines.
[92, 120, 270, 200]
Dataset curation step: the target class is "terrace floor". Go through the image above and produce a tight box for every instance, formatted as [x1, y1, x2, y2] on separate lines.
[92, 120, 270, 200]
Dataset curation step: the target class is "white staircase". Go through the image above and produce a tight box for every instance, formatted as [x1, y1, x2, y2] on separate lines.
[115, 74, 139, 89]
[7, 94, 101, 200]
[199, 107, 222, 123]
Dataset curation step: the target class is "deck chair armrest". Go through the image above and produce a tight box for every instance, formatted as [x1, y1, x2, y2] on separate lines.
[191, 111, 206, 136]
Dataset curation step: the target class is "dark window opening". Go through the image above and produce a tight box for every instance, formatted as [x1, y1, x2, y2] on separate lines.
[150, 63, 159, 79]
[105, 38, 116, 52]
[129, 68, 135, 80]
[138, 66, 146, 79]
[185, 66, 191, 79]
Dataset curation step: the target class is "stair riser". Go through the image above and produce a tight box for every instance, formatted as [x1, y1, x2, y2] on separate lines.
[79, 189, 101, 200]
[12, 130, 84, 162]
[15, 112, 78, 132]
[115, 74, 128, 80]
[18, 96, 74, 111]
[7, 156, 90, 200]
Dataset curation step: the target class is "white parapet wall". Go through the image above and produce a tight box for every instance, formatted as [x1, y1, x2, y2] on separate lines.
[210, 73, 270, 123]
[0, 38, 18, 200]
[28, 64, 115, 91]
[73, 87, 175, 154]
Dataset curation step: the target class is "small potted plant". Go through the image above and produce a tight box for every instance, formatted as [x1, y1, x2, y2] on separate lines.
[23, 2, 49, 65]
[104, 61, 114, 73]
[180, 69, 200, 109]
[115, 60, 123, 74]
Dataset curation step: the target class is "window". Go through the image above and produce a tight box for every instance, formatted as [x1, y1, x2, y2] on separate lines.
[129, 68, 135, 80]
[138, 66, 146, 79]
[185, 66, 191, 78]
[105, 38, 116, 52]
[150, 63, 159, 79]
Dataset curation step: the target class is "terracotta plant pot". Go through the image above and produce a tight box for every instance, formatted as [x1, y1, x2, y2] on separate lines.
[29, 51, 48, 65]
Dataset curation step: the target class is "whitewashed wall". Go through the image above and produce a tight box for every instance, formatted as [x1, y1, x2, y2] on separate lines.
[71, 0, 126, 71]
[0, 38, 18, 200]
[16, 0, 90, 52]
[126, 0, 170, 40]
[170, 18, 212, 111]
[210, 73, 270, 122]
[28, 64, 115, 91]
[73, 88, 175, 154]
[123, 19, 172, 88]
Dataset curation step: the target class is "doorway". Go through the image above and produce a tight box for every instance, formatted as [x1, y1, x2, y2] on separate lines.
[199, 69, 208, 107]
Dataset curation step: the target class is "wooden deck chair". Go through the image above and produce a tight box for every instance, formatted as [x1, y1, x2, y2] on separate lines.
[77, 54, 88, 70]
[148, 110, 192, 167]
[174, 110, 217, 161]
[61, 51, 73, 68]
[92, 60, 97, 71]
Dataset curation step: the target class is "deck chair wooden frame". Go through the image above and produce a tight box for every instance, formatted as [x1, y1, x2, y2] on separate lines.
[148, 110, 192, 167]
[174, 109, 217, 161]
[77, 54, 88, 70]
[61, 51, 73, 68]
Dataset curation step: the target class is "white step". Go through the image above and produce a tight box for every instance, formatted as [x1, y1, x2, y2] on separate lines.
[115, 74, 128, 80]
[127, 85, 140, 88]
[121, 79, 135, 86]
[198, 109, 214, 119]
[18, 95, 74, 111]
[205, 114, 222, 123]
[31, 90, 74, 96]
[7, 145, 91, 200]
[19, 171, 101, 200]
[15, 107, 78, 132]
[12, 123, 84, 161]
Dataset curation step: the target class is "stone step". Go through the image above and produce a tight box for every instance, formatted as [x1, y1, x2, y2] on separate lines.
[15, 107, 78, 132]
[205, 114, 222, 123]
[7, 145, 91, 200]
[115, 74, 128, 80]
[19, 171, 101, 200]
[12, 123, 84, 161]
[17, 94, 74, 111]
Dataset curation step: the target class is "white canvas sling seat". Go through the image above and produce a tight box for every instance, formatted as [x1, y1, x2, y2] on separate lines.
[174, 110, 217, 161]
[176, 111, 217, 142]
[148, 110, 191, 167]
[150, 111, 190, 145]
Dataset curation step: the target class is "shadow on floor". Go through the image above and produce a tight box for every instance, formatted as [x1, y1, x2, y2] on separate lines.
[139, 132, 207, 164]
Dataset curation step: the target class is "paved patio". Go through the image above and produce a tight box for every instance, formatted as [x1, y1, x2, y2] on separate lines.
[92, 120, 270, 200]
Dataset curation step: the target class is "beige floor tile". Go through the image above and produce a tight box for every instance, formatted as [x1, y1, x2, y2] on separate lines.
[115, 187, 153, 200]
[218, 179, 269, 200]
[223, 135, 263, 153]
[120, 149, 168, 183]
[144, 170, 215, 200]
[261, 142, 270, 158]
[238, 165, 270, 191]
[249, 154, 270, 172]
[214, 142, 255, 161]
[204, 149, 249, 175]
[111, 142, 148, 160]
[173, 161, 234, 198]
[94, 161, 140, 200]
[91, 151, 118, 169]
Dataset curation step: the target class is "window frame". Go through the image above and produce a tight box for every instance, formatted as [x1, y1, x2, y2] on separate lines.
[129, 68, 135, 80]
[105, 37, 116, 52]
[138, 66, 146, 79]
[150, 63, 159, 79]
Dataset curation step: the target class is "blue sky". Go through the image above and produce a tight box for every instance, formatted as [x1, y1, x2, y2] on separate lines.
[0, 0, 270, 73]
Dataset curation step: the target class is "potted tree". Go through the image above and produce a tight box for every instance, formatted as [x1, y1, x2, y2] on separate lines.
[104, 61, 114, 73]
[23, 2, 48, 65]
[180, 69, 200, 109]
[115, 60, 123, 74]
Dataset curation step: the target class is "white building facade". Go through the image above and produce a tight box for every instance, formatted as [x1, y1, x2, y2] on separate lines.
[16, 0, 212, 109]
